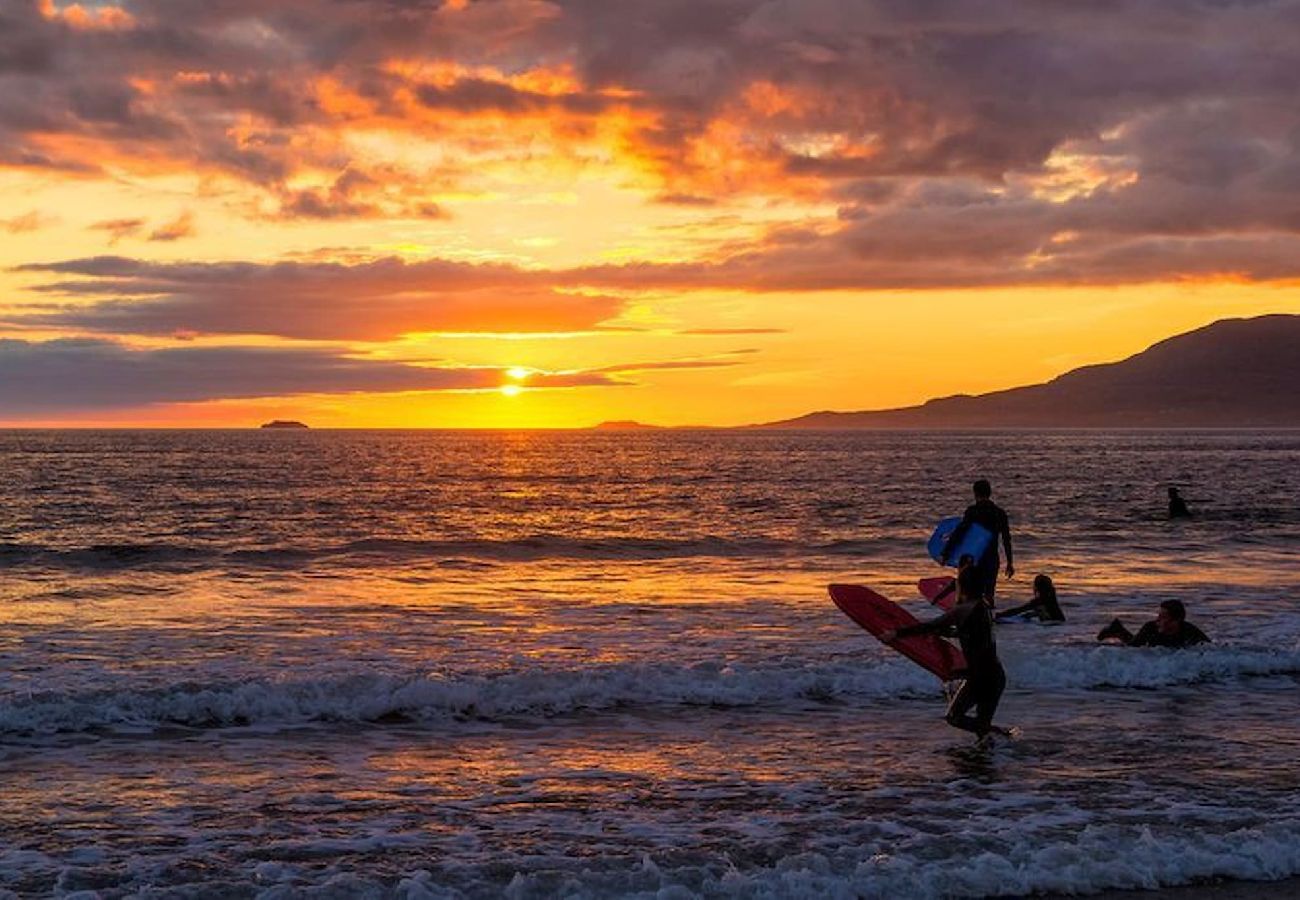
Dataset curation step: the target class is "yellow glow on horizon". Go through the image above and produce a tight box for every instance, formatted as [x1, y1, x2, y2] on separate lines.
[2, 279, 1296, 429]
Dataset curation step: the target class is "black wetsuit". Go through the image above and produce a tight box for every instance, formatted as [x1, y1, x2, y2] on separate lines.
[1103, 619, 1209, 648]
[944, 499, 1012, 604]
[896, 600, 1006, 736]
[1169, 496, 1191, 518]
[1139, 621, 1208, 646]
[998, 593, 1064, 623]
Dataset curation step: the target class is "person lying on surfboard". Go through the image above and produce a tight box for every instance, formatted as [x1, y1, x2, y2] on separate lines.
[1096, 599, 1209, 648]
[883, 562, 1007, 741]
[942, 479, 1014, 606]
[996, 574, 1064, 623]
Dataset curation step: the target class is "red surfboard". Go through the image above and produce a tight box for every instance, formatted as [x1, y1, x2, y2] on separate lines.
[918, 576, 958, 611]
[829, 584, 966, 681]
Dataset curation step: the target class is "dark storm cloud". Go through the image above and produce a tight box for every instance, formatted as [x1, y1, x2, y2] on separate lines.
[412, 78, 615, 115]
[4, 0, 1300, 283]
[12, 255, 626, 340]
[0, 337, 621, 412]
[0, 3, 57, 75]
[568, 222, 1300, 291]
[274, 169, 450, 221]
[0, 1, 458, 195]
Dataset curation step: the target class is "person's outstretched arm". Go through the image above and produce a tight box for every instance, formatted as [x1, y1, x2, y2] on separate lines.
[889, 605, 963, 641]
[996, 599, 1038, 620]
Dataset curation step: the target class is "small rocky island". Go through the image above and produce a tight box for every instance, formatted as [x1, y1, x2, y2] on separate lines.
[592, 420, 661, 430]
[260, 420, 309, 429]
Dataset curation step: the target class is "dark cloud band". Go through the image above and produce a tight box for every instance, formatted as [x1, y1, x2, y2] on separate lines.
[12, 255, 625, 340]
[0, 337, 624, 412]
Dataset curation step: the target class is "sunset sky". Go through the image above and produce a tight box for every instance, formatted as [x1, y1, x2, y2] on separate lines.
[2, 0, 1299, 427]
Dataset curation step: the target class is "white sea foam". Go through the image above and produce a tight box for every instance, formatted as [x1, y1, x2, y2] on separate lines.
[1005, 640, 1300, 690]
[486, 820, 1300, 899]
[16, 820, 1297, 898]
[0, 660, 934, 735]
[3, 641, 1297, 736]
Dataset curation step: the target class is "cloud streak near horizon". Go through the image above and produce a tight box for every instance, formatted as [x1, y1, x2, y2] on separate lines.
[0, 336, 748, 412]
[0, 337, 638, 411]
[12, 255, 626, 339]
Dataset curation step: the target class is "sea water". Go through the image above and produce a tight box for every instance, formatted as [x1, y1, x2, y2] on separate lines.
[1, 429, 1298, 898]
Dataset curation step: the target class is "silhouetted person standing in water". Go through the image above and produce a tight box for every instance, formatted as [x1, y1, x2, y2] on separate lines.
[1168, 487, 1191, 518]
[884, 562, 1006, 741]
[943, 479, 1013, 605]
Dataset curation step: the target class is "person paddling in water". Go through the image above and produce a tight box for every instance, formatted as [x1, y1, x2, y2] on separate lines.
[1168, 487, 1192, 518]
[1097, 599, 1209, 648]
[884, 559, 1008, 742]
[997, 574, 1064, 623]
[942, 479, 1014, 605]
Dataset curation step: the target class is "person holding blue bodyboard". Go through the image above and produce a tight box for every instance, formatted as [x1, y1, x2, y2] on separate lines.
[943, 479, 1014, 606]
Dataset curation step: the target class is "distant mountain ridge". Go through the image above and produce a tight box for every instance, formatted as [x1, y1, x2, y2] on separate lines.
[757, 315, 1300, 428]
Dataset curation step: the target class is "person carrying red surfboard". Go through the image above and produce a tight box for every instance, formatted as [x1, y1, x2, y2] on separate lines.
[883, 562, 1007, 741]
[942, 479, 1014, 606]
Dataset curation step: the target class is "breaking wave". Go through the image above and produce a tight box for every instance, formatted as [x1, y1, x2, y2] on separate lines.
[4, 642, 1297, 737]
[0, 535, 910, 571]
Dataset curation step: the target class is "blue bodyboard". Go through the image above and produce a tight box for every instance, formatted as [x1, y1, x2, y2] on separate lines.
[927, 515, 994, 567]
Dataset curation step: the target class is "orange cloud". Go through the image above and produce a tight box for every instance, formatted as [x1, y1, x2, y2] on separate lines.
[2, 0, 1300, 290]
[1, 211, 51, 233]
[39, 1, 134, 30]
[88, 218, 145, 244]
[148, 211, 196, 242]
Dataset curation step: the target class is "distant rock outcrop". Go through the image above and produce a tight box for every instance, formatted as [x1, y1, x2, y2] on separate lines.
[260, 420, 309, 429]
[757, 315, 1300, 428]
[591, 420, 662, 430]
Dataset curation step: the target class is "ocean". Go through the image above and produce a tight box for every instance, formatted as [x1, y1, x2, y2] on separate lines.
[2, 429, 1298, 898]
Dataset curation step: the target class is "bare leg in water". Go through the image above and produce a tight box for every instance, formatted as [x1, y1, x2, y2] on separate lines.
[945, 664, 1006, 737]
